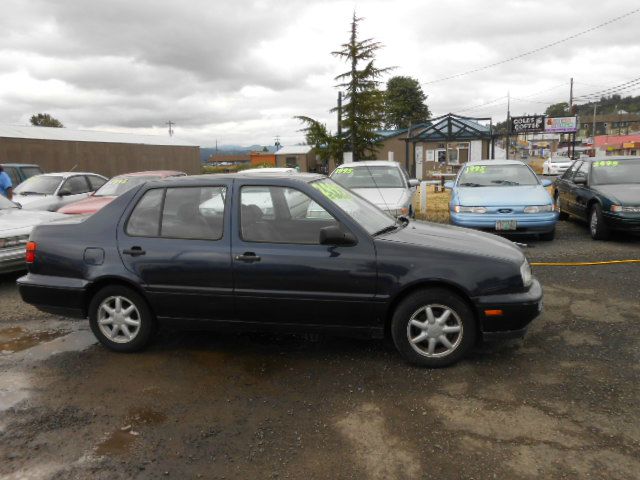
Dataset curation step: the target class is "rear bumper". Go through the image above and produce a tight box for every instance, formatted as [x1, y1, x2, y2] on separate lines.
[0, 247, 26, 274]
[17, 273, 89, 318]
[451, 212, 558, 234]
[474, 278, 543, 339]
[602, 213, 640, 232]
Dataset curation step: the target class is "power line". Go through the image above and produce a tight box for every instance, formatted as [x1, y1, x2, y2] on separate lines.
[574, 76, 640, 101]
[422, 7, 640, 85]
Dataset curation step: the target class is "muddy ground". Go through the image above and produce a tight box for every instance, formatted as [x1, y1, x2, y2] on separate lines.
[0, 220, 639, 480]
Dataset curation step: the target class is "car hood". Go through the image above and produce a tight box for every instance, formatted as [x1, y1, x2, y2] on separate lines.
[457, 186, 551, 206]
[13, 194, 56, 208]
[352, 188, 409, 208]
[378, 220, 525, 263]
[592, 184, 640, 205]
[57, 195, 116, 214]
[0, 209, 65, 236]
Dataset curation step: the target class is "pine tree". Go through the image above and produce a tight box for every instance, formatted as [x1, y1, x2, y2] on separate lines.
[332, 13, 392, 161]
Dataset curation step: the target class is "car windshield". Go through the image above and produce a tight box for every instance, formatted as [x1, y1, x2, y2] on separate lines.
[14, 175, 62, 195]
[457, 164, 539, 187]
[0, 195, 18, 209]
[591, 159, 640, 185]
[311, 178, 396, 235]
[331, 165, 406, 188]
[95, 175, 158, 197]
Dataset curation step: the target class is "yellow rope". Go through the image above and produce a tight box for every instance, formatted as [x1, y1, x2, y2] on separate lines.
[530, 259, 640, 266]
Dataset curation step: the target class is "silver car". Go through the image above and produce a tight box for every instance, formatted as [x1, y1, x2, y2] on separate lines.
[13, 172, 108, 211]
[0, 195, 65, 273]
[330, 161, 419, 217]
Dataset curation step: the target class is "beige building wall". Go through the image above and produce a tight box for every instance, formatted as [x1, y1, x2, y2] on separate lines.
[0, 138, 201, 176]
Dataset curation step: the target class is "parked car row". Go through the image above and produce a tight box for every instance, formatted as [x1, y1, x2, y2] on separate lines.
[444, 157, 639, 241]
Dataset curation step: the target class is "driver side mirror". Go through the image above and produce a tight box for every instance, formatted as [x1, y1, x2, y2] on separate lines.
[541, 179, 553, 187]
[444, 181, 454, 190]
[319, 225, 357, 246]
[408, 179, 420, 188]
[58, 188, 72, 197]
[573, 176, 587, 185]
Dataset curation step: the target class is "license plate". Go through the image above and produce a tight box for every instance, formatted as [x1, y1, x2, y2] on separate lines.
[496, 220, 517, 231]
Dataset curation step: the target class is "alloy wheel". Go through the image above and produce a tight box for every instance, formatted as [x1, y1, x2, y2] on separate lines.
[97, 296, 141, 344]
[406, 304, 463, 358]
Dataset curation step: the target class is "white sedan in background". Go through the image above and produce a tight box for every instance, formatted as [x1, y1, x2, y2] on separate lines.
[542, 157, 574, 176]
[330, 161, 419, 217]
[0, 196, 64, 273]
[13, 172, 108, 211]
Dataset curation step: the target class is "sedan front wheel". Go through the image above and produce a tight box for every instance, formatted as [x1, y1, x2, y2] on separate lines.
[391, 288, 476, 367]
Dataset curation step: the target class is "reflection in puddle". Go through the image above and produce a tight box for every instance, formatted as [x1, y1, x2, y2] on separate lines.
[0, 327, 66, 354]
[96, 407, 167, 456]
[96, 430, 137, 456]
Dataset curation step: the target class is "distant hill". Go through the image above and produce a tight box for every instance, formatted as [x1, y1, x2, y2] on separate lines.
[199, 145, 276, 162]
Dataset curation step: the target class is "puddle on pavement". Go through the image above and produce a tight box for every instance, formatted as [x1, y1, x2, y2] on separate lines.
[96, 407, 167, 456]
[0, 327, 66, 354]
[96, 430, 137, 456]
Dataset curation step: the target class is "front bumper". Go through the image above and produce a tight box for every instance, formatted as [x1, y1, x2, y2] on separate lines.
[602, 212, 640, 232]
[450, 212, 558, 234]
[473, 278, 543, 340]
[17, 273, 89, 318]
[0, 246, 26, 274]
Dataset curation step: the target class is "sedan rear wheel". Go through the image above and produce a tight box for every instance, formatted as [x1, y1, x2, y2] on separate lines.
[391, 288, 476, 367]
[89, 286, 155, 352]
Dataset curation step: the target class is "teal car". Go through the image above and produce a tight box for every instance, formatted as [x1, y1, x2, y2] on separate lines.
[447, 160, 558, 240]
[554, 157, 640, 240]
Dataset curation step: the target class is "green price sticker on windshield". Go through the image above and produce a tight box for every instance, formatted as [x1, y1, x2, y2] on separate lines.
[593, 160, 620, 167]
[334, 167, 353, 174]
[312, 182, 352, 200]
[467, 165, 486, 173]
[111, 178, 129, 184]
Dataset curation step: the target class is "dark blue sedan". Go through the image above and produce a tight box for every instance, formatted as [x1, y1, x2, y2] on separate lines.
[17, 172, 542, 367]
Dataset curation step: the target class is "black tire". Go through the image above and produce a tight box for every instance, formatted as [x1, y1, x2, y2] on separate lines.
[589, 203, 610, 241]
[391, 288, 476, 368]
[539, 228, 556, 241]
[555, 192, 569, 220]
[89, 285, 155, 352]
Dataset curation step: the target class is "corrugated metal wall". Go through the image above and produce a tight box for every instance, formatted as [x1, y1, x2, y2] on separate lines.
[0, 138, 201, 177]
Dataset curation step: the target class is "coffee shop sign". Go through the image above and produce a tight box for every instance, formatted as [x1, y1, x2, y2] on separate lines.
[511, 116, 544, 133]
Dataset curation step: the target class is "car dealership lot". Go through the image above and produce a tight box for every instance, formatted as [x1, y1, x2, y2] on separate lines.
[0, 220, 639, 480]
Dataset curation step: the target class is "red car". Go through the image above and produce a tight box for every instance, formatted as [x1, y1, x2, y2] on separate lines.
[58, 171, 186, 215]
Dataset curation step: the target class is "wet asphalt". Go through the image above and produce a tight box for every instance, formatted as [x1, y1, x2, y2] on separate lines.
[0, 218, 638, 480]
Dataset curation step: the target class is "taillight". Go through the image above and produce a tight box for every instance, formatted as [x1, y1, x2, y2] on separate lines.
[25, 241, 37, 263]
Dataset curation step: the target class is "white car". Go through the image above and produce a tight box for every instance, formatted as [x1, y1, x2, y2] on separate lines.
[13, 172, 108, 211]
[0, 195, 65, 273]
[542, 157, 573, 176]
[330, 161, 419, 217]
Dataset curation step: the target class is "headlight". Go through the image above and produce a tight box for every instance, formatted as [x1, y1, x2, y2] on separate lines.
[520, 260, 532, 288]
[454, 206, 487, 214]
[523, 205, 553, 213]
[611, 205, 640, 213]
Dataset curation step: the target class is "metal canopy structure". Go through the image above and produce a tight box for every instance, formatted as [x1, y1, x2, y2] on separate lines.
[405, 113, 493, 142]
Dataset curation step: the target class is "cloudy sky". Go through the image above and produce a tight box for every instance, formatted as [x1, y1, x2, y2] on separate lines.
[1, 0, 638, 147]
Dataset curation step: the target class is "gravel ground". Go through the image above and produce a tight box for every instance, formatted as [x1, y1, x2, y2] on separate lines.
[0, 219, 639, 480]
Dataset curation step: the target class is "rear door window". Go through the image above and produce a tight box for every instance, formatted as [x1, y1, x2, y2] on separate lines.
[126, 189, 163, 237]
[161, 187, 226, 240]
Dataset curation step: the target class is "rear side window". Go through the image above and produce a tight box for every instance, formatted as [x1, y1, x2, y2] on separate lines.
[87, 175, 107, 190]
[126, 186, 226, 240]
[126, 189, 163, 237]
[62, 176, 91, 194]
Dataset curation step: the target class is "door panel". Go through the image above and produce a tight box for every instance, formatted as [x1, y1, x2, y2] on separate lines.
[119, 185, 233, 320]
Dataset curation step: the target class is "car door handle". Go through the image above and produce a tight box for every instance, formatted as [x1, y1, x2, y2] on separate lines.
[123, 246, 146, 257]
[235, 252, 261, 263]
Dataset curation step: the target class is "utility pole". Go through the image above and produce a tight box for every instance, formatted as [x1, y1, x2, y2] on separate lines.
[274, 136, 281, 151]
[166, 121, 174, 137]
[506, 91, 511, 160]
[569, 77, 574, 158]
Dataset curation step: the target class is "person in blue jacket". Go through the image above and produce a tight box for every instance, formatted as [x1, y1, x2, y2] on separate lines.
[0, 165, 14, 200]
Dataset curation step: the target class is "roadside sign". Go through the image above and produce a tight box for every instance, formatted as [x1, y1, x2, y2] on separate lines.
[511, 115, 544, 133]
[545, 116, 578, 133]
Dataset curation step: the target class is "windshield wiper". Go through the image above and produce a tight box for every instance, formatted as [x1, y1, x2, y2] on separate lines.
[492, 180, 520, 186]
[459, 182, 482, 187]
[372, 224, 400, 236]
[16, 191, 45, 195]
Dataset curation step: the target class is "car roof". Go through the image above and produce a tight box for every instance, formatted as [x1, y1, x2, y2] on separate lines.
[112, 170, 185, 178]
[580, 156, 640, 162]
[240, 168, 296, 174]
[31, 172, 105, 178]
[145, 172, 325, 186]
[339, 161, 402, 168]
[464, 159, 526, 166]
